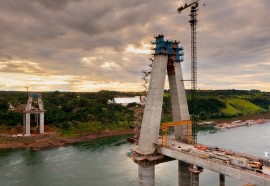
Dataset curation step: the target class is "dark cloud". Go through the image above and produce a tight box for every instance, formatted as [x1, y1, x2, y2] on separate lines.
[0, 0, 269, 91]
[31, 0, 77, 10]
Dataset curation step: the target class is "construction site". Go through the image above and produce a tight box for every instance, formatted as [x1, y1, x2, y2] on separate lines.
[127, 0, 270, 185]
[0, 0, 270, 186]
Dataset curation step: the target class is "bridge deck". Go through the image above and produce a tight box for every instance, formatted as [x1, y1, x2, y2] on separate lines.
[157, 139, 270, 186]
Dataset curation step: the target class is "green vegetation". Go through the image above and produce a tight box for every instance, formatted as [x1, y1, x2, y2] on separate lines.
[0, 91, 137, 135]
[0, 89, 269, 135]
[220, 103, 240, 117]
[224, 98, 266, 114]
[170, 89, 270, 120]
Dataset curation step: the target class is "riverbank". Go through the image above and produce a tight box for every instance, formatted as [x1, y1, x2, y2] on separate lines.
[0, 129, 133, 151]
[214, 118, 270, 129]
[1, 112, 270, 151]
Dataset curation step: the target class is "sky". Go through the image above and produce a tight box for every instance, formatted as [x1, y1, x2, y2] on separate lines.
[0, 0, 269, 92]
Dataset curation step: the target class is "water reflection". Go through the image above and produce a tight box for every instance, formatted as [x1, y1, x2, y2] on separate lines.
[22, 150, 43, 166]
[73, 135, 131, 152]
[0, 124, 268, 186]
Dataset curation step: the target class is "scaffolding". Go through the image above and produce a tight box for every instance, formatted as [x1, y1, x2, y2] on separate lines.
[141, 55, 153, 99]
[161, 120, 193, 148]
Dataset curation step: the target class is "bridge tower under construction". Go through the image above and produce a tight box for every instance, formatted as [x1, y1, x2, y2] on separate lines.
[136, 34, 188, 155]
[23, 93, 45, 136]
[131, 34, 197, 186]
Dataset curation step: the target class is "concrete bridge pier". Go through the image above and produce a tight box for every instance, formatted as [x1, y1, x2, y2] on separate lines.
[178, 161, 192, 186]
[189, 165, 203, 186]
[220, 174, 225, 186]
[40, 112, 44, 134]
[191, 172, 199, 186]
[25, 113, 31, 136]
[138, 164, 155, 186]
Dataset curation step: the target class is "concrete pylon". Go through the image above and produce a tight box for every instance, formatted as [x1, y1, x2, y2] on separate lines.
[134, 34, 186, 185]
[40, 112, 44, 134]
[23, 93, 45, 136]
[136, 54, 168, 155]
[168, 62, 190, 140]
[25, 113, 31, 136]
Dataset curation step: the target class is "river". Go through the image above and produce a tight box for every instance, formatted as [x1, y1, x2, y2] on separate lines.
[0, 123, 269, 186]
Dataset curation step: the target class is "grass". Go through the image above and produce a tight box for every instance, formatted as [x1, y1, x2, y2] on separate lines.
[0, 137, 7, 144]
[226, 98, 266, 114]
[59, 121, 132, 138]
[164, 92, 170, 97]
[161, 115, 173, 123]
[219, 98, 266, 118]
[220, 103, 241, 117]
[0, 125, 10, 134]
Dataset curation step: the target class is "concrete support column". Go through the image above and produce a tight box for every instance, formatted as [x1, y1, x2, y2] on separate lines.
[191, 172, 199, 186]
[23, 113, 26, 135]
[189, 165, 201, 186]
[40, 112, 44, 134]
[138, 165, 155, 186]
[137, 55, 168, 155]
[178, 161, 192, 186]
[168, 62, 190, 140]
[25, 113, 31, 136]
[220, 174, 225, 186]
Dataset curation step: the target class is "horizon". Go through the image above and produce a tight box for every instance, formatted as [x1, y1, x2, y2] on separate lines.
[0, 0, 269, 92]
[0, 88, 268, 93]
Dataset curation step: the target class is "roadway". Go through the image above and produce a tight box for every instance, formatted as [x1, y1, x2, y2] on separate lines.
[157, 139, 270, 186]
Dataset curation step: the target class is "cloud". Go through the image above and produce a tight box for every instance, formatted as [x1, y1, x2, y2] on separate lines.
[31, 0, 77, 11]
[0, 0, 269, 91]
[0, 60, 52, 75]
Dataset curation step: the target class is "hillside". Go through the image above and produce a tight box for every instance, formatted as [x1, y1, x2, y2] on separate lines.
[189, 89, 270, 119]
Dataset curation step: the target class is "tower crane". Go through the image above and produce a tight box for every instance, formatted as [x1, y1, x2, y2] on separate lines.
[177, 0, 200, 142]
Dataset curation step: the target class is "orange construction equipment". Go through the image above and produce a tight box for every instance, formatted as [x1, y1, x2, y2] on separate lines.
[161, 120, 193, 147]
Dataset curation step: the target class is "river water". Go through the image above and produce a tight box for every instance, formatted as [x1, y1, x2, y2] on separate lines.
[0, 123, 269, 186]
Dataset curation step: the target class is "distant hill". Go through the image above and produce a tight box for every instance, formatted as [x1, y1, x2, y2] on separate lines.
[184, 89, 270, 119]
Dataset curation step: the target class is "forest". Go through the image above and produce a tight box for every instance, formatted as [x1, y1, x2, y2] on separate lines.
[0, 89, 269, 134]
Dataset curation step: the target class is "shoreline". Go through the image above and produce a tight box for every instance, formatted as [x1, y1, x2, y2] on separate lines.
[214, 118, 270, 129]
[0, 115, 269, 151]
[0, 129, 133, 151]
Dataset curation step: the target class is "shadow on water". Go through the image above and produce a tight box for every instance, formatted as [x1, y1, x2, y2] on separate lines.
[0, 148, 17, 157]
[72, 134, 132, 152]
[198, 126, 219, 135]
[22, 150, 43, 166]
[0, 148, 44, 166]
[0, 149, 17, 167]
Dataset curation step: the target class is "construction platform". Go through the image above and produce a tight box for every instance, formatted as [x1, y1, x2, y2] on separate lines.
[157, 138, 270, 186]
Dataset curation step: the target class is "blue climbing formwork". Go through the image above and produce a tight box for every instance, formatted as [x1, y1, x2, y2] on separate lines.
[151, 34, 184, 62]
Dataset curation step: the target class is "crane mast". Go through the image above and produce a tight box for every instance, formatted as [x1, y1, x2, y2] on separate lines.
[178, 0, 199, 142]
